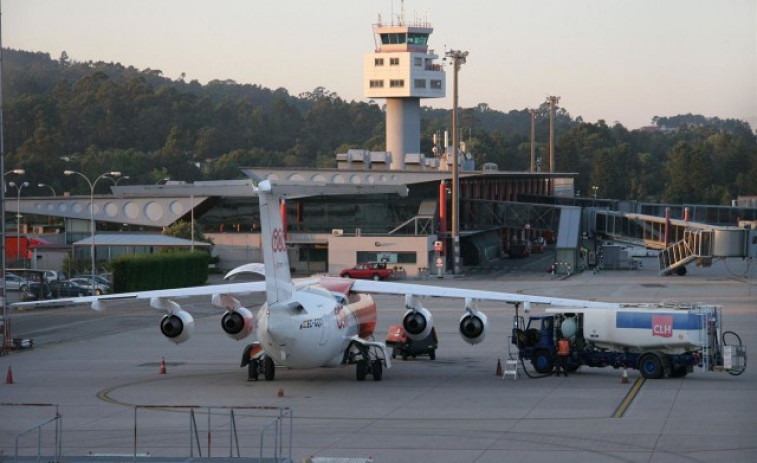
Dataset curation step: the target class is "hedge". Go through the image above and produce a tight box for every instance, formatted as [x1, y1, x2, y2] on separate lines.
[111, 251, 210, 293]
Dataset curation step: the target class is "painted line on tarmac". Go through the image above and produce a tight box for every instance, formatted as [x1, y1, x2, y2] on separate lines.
[612, 376, 646, 418]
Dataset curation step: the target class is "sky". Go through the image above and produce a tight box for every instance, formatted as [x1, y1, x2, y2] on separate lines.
[4, 0, 756, 130]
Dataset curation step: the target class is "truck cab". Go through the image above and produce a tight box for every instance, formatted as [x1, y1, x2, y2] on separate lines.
[512, 314, 573, 374]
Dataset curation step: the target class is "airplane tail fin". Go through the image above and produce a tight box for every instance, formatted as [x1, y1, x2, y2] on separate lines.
[255, 180, 293, 305]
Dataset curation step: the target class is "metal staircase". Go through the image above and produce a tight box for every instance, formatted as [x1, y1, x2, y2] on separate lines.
[658, 229, 713, 275]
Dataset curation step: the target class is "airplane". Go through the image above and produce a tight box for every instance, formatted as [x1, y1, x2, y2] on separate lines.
[11, 179, 619, 382]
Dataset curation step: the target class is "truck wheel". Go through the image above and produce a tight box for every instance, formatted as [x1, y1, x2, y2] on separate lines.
[533, 349, 554, 374]
[429, 351, 436, 360]
[639, 354, 663, 379]
[356, 360, 368, 381]
[263, 356, 276, 381]
[372, 273, 381, 281]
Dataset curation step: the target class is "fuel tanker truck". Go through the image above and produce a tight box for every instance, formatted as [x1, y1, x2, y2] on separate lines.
[512, 302, 746, 379]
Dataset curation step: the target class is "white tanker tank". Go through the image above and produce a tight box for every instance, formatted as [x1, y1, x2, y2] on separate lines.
[549, 304, 716, 355]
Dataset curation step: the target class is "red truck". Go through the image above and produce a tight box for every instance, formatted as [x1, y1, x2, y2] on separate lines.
[340, 262, 394, 281]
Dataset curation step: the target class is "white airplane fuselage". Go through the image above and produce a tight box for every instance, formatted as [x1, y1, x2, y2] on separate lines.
[257, 278, 377, 369]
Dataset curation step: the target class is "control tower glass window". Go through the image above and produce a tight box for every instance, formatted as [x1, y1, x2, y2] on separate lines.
[407, 33, 429, 45]
[380, 33, 407, 45]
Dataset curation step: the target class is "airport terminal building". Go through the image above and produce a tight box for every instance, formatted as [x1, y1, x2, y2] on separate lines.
[6, 166, 576, 277]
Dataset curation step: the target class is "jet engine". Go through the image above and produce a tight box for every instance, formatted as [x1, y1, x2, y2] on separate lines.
[213, 293, 254, 341]
[221, 307, 255, 341]
[160, 310, 195, 344]
[152, 297, 195, 344]
[402, 295, 434, 341]
[459, 308, 488, 345]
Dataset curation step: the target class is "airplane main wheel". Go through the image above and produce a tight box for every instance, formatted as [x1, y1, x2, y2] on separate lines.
[247, 359, 259, 381]
[371, 361, 383, 381]
[263, 356, 276, 381]
[356, 360, 368, 381]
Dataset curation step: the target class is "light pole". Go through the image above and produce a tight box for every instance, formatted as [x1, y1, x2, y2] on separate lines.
[114, 175, 130, 186]
[64, 170, 121, 288]
[8, 181, 29, 266]
[2, 169, 24, 354]
[445, 49, 468, 275]
[38, 183, 56, 196]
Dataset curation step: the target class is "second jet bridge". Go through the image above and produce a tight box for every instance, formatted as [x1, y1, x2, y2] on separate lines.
[593, 210, 757, 275]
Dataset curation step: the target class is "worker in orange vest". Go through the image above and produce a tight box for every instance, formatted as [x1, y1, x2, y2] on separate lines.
[554, 338, 570, 377]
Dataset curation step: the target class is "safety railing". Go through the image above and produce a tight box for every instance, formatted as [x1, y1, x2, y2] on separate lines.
[14, 410, 62, 463]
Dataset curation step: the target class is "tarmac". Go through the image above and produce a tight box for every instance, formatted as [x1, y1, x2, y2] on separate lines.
[1, 255, 756, 462]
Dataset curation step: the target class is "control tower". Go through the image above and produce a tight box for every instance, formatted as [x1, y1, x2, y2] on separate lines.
[364, 13, 445, 169]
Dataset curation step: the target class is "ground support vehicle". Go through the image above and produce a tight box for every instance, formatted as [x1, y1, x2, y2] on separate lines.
[386, 325, 438, 360]
[512, 303, 746, 379]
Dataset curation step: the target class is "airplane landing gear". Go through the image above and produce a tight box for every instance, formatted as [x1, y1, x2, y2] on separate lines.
[349, 342, 386, 382]
[245, 355, 276, 381]
[355, 359, 383, 381]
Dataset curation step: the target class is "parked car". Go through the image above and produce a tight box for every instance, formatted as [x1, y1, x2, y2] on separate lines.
[74, 274, 112, 290]
[5, 273, 30, 291]
[42, 270, 67, 282]
[69, 277, 109, 295]
[49, 280, 94, 298]
[340, 262, 394, 281]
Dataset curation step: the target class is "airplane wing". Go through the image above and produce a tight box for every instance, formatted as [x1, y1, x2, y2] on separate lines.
[347, 279, 620, 309]
[10, 281, 269, 310]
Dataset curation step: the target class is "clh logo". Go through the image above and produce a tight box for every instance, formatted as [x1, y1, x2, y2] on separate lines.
[652, 315, 673, 338]
[271, 228, 286, 253]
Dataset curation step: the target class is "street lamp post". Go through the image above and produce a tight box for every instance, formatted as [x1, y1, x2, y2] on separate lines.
[8, 181, 29, 266]
[2, 169, 25, 354]
[445, 49, 468, 275]
[114, 175, 130, 186]
[38, 183, 56, 196]
[64, 170, 121, 290]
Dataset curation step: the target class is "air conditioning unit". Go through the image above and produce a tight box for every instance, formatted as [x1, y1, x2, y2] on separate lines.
[332, 229, 344, 236]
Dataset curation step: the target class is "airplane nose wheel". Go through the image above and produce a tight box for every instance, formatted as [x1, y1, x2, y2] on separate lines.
[356, 359, 383, 381]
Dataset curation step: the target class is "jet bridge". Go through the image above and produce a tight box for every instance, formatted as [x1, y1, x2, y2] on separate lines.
[593, 210, 757, 275]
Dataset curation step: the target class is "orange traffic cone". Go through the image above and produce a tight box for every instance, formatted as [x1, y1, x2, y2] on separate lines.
[159, 357, 167, 374]
[6, 366, 13, 384]
[495, 358, 503, 376]
[621, 368, 629, 384]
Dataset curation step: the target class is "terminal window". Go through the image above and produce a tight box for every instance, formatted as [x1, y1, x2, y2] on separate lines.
[414, 57, 422, 66]
[370, 80, 384, 88]
[414, 79, 426, 89]
[390, 80, 405, 88]
[390, 57, 400, 65]
[374, 58, 384, 66]
[430, 80, 442, 89]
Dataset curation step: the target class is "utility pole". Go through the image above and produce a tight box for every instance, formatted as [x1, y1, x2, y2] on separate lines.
[546, 96, 560, 173]
[530, 109, 536, 173]
[445, 49, 468, 275]
[0, 0, 9, 356]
